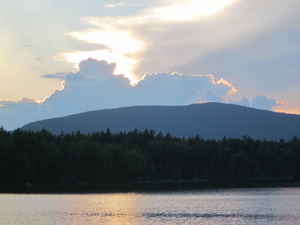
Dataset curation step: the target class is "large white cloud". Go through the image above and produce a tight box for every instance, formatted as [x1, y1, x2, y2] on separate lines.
[0, 58, 286, 130]
[44, 58, 237, 116]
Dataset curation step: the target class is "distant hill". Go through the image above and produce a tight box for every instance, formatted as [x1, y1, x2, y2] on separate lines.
[22, 102, 300, 140]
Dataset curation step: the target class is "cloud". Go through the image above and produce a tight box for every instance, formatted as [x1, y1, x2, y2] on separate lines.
[58, 0, 300, 83]
[230, 95, 285, 111]
[53, 0, 300, 116]
[251, 95, 280, 111]
[21, 44, 31, 48]
[273, 101, 300, 115]
[0, 58, 259, 130]
[0, 98, 42, 130]
[133, 72, 236, 105]
[104, 2, 147, 8]
[42, 59, 132, 117]
[1, 58, 291, 131]
[104, 3, 128, 8]
[58, 0, 242, 83]
[42, 59, 237, 116]
[44, 72, 68, 80]
[104, 2, 150, 8]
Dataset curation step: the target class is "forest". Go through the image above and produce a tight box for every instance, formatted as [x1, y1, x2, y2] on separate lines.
[1, 126, 300, 192]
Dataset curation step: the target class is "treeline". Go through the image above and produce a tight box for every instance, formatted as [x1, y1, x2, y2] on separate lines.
[1, 127, 300, 189]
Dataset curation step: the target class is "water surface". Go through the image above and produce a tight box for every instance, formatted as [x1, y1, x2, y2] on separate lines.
[1, 188, 300, 224]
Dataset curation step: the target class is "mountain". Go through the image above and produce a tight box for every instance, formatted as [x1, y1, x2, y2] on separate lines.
[21, 102, 300, 140]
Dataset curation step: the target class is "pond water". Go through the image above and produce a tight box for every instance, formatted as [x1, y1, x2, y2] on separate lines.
[1, 188, 300, 224]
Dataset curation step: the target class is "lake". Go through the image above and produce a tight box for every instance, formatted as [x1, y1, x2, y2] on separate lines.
[1, 188, 300, 224]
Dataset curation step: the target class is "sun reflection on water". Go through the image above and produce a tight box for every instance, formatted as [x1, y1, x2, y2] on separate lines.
[1, 188, 300, 224]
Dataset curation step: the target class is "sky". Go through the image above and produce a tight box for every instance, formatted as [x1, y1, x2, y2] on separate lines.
[1, 0, 300, 130]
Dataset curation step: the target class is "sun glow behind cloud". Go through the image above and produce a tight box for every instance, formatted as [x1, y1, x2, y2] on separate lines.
[58, 0, 238, 84]
[273, 101, 300, 115]
[57, 29, 145, 84]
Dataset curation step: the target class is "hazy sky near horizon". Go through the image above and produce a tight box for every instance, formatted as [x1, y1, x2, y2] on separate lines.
[1, 0, 300, 130]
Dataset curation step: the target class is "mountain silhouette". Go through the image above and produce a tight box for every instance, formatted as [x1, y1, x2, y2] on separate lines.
[22, 102, 300, 140]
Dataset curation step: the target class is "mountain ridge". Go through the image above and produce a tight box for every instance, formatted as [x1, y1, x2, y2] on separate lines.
[22, 102, 300, 140]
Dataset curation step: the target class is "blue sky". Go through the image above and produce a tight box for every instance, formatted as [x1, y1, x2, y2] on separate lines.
[1, 0, 300, 130]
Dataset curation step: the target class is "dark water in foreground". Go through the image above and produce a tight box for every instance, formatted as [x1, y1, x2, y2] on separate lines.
[1, 188, 300, 224]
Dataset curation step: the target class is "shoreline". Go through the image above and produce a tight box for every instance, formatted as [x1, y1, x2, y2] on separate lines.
[1, 178, 300, 194]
